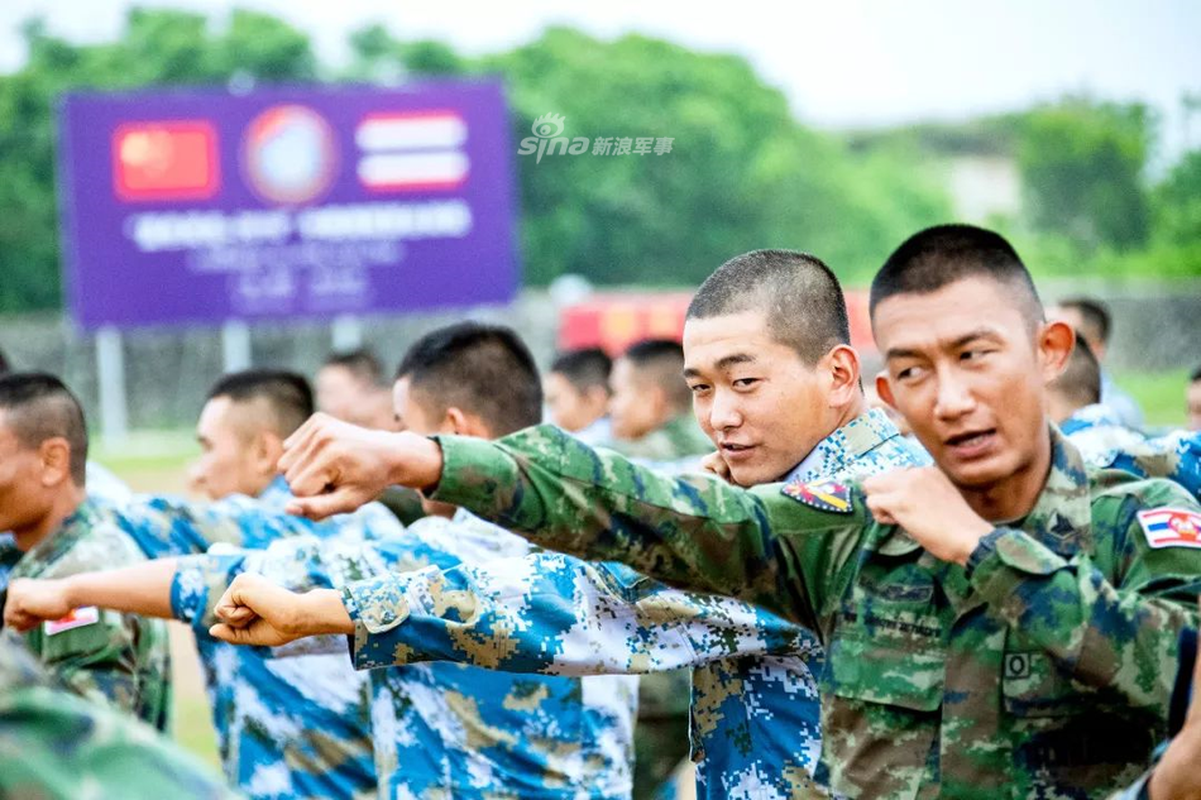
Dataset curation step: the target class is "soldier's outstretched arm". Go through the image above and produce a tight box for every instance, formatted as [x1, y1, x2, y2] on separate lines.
[4, 560, 179, 630]
[182, 530, 460, 650]
[341, 551, 815, 674]
[1106, 431, 1201, 503]
[116, 493, 322, 559]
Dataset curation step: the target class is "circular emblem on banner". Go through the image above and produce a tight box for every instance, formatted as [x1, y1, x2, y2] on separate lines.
[242, 105, 338, 205]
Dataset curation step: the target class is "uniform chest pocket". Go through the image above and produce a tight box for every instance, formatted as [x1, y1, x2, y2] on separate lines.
[827, 606, 946, 711]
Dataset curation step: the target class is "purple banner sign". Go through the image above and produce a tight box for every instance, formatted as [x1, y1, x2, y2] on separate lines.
[57, 80, 518, 330]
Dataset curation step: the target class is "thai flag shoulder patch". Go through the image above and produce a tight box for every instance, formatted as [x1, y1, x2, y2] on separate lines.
[1137, 507, 1201, 549]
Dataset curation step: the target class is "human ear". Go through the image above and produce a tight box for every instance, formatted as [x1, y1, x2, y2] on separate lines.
[1039, 321, 1075, 384]
[39, 438, 73, 487]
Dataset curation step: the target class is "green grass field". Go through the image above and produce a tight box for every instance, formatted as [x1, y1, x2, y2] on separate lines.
[1112, 368, 1191, 429]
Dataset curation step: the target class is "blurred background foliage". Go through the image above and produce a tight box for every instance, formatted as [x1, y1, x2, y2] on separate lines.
[1, 8, 1198, 315]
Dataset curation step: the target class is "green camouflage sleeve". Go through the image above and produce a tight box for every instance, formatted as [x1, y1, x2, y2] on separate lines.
[429, 425, 867, 630]
[967, 480, 1201, 711]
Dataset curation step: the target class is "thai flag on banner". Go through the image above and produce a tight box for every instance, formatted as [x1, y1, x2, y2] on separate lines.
[1137, 507, 1201, 549]
[355, 110, 469, 192]
[112, 120, 220, 202]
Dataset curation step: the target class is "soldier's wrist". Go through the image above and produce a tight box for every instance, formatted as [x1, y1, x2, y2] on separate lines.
[964, 527, 1006, 579]
[299, 588, 354, 636]
[61, 575, 87, 609]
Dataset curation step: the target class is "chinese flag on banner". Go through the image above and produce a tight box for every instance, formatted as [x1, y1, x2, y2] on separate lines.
[112, 121, 220, 201]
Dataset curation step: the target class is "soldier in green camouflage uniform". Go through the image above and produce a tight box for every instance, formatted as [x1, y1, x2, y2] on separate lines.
[0, 631, 237, 800]
[7, 500, 173, 730]
[273, 225, 1201, 799]
[0, 373, 171, 730]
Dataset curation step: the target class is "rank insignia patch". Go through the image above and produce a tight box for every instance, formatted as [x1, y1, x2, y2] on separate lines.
[782, 477, 853, 513]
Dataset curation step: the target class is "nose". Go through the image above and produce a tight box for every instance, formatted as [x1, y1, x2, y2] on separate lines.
[933, 368, 976, 422]
[707, 389, 743, 431]
[186, 463, 205, 492]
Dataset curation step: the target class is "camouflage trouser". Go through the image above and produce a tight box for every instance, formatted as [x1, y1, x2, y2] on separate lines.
[633, 669, 692, 800]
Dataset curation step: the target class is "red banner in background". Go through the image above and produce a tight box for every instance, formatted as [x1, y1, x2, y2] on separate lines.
[558, 290, 876, 357]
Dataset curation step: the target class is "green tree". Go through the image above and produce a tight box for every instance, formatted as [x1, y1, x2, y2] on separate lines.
[0, 9, 317, 313]
[481, 27, 950, 286]
[1152, 148, 1201, 247]
[1016, 98, 1152, 251]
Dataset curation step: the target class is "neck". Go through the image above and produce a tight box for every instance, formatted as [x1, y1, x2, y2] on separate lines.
[958, 426, 1053, 523]
[833, 393, 868, 432]
[15, 483, 87, 552]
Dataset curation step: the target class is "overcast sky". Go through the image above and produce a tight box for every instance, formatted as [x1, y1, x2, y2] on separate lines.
[5, 0, 1199, 157]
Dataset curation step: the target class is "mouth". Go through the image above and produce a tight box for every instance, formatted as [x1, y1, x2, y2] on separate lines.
[943, 429, 998, 459]
[719, 442, 759, 462]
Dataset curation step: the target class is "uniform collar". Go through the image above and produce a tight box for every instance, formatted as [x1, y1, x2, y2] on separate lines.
[1018, 425, 1093, 558]
[258, 475, 295, 509]
[16, 498, 102, 571]
[1060, 403, 1124, 436]
[784, 408, 904, 484]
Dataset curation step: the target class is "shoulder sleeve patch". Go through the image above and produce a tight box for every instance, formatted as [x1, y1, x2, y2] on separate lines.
[781, 477, 854, 514]
[44, 606, 101, 636]
[1136, 507, 1201, 549]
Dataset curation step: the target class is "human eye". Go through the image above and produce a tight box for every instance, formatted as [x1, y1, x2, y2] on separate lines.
[687, 382, 711, 396]
[895, 364, 925, 382]
[731, 377, 761, 390]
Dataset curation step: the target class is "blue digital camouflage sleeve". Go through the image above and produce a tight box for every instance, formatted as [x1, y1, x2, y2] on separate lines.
[116, 494, 320, 559]
[1104, 431, 1201, 502]
[171, 532, 461, 634]
[341, 551, 814, 674]
[427, 425, 868, 632]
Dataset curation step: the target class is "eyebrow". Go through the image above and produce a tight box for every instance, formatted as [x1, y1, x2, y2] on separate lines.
[682, 352, 757, 379]
[885, 327, 1002, 360]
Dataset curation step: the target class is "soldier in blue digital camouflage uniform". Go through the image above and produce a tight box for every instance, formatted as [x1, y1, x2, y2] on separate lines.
[8, 328, 638, 800]
[200, 251, 929, 799]
[1047, 335, 1146, 462]
[259, 225, 1201, 799]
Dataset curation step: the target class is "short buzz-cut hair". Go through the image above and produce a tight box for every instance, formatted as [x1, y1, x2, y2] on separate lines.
[550, 348, 612, 395]
[1190, 364, 1201, 384]
[1049, 335, 1102, 409]
[322, 348, 385, 386]
[870, 224, 1044, 328]
[619, 339, 691, 412]
[396, 322, 542, 437]
[1056, 297, 1112, 346]
[687, 249, 851, 365]
[0, 372, 88, 486]
[206, 370, 315, 439]
[0, 347, 10, 375]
